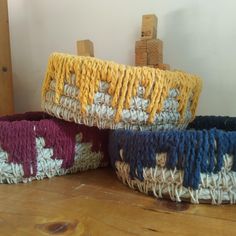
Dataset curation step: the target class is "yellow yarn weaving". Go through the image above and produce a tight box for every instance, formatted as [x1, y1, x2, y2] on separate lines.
[42, 53, 202, 123]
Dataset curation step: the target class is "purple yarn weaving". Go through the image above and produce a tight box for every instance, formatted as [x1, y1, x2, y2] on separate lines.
[0, 112, 108, 178]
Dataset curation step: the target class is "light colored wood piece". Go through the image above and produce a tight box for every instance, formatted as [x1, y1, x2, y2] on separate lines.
[147, 52, 163, 65]
[135, 40, 147, 53]
[0, 168, 235, 235]
[135, 52, 147, 66]
[141, 14, 158, 40]
[77, 40, 94, 57]
[0, 0, 14, 116]
[141, 27, 157, 40]
[142, 14, 158, 28]
[147, 39, 163, 53]
[154, 63, 171, 70]
[146, 39, 163, 65]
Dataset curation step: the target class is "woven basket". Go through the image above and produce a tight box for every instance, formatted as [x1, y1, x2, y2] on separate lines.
[0, 112, 108, 184]
[109, 116, 236, 204]
[41, 53, 202, 130]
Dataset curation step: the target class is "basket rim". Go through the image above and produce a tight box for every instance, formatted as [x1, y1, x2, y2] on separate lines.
[111, 116, 236, 134]
[0, 112, 53, 123]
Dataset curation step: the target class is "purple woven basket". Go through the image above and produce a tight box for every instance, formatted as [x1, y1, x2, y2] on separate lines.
[0, 112, 108, 184]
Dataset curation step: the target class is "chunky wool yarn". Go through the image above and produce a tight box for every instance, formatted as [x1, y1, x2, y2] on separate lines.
[109, 116, 236, 204]
[41, 53, 202, 130]
[0, 112, 108, 184]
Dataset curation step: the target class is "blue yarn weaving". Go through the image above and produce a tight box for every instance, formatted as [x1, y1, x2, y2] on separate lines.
[109, 116, 236, 190]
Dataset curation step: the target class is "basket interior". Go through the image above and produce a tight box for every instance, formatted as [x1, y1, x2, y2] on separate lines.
[0, 112, 52, 122]
[187, 116, 236, 131]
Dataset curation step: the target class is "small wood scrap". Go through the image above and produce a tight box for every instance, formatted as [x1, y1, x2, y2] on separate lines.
[135, 14, 170, 70]
[153, 63, 171, 71]
[77, 39, 94, 57]
[135, 52, 147, 66]
[141, 14, 157, 40]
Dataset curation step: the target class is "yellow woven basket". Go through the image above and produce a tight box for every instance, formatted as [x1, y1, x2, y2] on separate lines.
[41, 53, 202, 130]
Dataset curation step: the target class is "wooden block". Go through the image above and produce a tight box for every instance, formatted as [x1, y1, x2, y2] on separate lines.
[146, 39, 163, 65]
[141, 27, 157, 40]
[142, 14, 157, 29]
[135, 40, 147, 53]
[135, 58, 147, 66]
[141, 14, 158, 40]
[77, 40, 94, 57]
[147, 39, 163, 54]
[147, 52, 163, 65]
[154, 64, 170, 70]
[135, 52, 147, 66]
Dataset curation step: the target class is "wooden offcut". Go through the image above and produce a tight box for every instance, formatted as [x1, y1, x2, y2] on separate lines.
[0, 0, 14, 116]
[146, 39, 163, 65]
[141, 27, 157, 40]
[147, 39, 163, 53]
[141, 14, 158, 40]
[154, 64, 171, 70]
[135, 14, 170, 70]
[147, 52, 163, 65]
[142, 14, 158, 28]
[77, 40, 94, 57]
[135, 40, 147, 53]
[135, 52, 147, 66]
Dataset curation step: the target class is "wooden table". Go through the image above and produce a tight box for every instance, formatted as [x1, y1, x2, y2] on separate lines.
[0, 168, 235, 236]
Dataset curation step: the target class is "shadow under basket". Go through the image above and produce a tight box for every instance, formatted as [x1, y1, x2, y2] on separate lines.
[41, 53, 202, 130]
[109, 116, 236, 204]
[0, 112, 108, 184]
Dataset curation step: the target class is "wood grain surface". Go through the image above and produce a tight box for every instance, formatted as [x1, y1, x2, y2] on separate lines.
[0, 168, 235, 236]
[0, 0, 14, 116]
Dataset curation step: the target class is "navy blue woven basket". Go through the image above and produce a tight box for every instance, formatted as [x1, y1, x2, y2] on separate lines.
[109, 116, 236, 204]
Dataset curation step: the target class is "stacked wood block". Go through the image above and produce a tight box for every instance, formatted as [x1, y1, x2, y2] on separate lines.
[135, 14, 170, 70]
[135, 40, 147, 66]
[77, 40, 94, 57]
[147, 39, 163, 65]
[141, 15, 157, 40]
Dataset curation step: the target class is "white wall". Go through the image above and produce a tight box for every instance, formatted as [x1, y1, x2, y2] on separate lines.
[8, 0, 236, 116]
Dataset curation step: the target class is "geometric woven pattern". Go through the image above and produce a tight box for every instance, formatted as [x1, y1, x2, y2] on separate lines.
[0, 112, 108, 184]
[42, 53, 202, 130]
[109, 116, 236, 204]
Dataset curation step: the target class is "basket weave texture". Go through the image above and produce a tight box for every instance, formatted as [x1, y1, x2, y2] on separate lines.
[0, 112, 108, 184]
[109, 116, 236, 204]
[41, 53, 202, 130]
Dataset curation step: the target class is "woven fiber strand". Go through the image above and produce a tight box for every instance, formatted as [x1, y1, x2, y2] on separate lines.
[109, 116, 236, 204]
[41, 53, 202, 130]
[0, 112, 108, 184]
